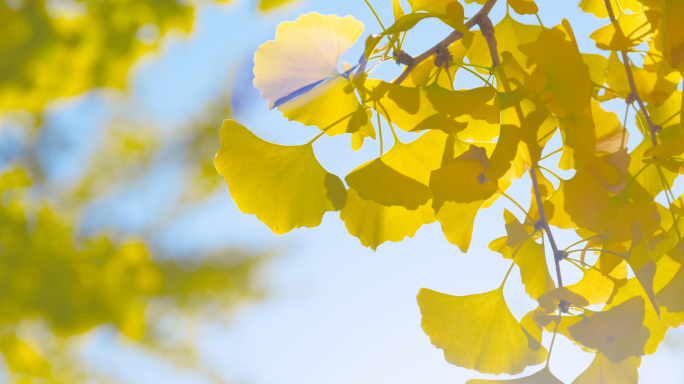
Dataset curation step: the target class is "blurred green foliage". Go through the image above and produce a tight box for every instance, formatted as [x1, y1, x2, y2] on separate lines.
[0, 0, 299, 382]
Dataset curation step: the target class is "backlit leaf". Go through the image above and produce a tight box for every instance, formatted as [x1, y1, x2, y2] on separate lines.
[340, 189, 435, 250]
[215, 120, 346, 234]
[590, 11, 661, 51]
[431, 145, 499, 252]
[572, 354, 640, 384]
[346, 130, 453, 209]
[417, 287, 547, 375]
[467, 366, 562, 384]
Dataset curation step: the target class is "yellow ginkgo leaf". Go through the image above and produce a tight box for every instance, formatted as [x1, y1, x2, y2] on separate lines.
[504, 209, 530, 248]
[578, 0, 641, 19]
[648, 90, 682, 129]
[655, 246, 684, 315]
[538, 257, 626, 311]
[417, 287, 547, 375]
[568, 296, 648, 362]
[582, 53, 609, 88]
[400, 37, 471, 89]
[606, 52, 680, 106]
[430, 145, 499, 252]
[393, 0, 405, 20]
[405, 0, 468, 31]
[346, 130, 452, 209]
[466, 14, 542, 72]
[508, 0, 539, 15]
[659, 0, 684, 71]
[467, 366, 562, 384]
[626, 136, 677, 201]
[572, 353, 640, 384]
[340, 188, 435, 250]
[364, 80, 496, 133]
[590, 11, 661, 52]
[215, 120, 346, 235]
[254, 13, 373, 135]
[513, 237, 556, 300]
[485, 53, 557, 180]
[518, 20, 592, 117]
[545, 168, 609, 230]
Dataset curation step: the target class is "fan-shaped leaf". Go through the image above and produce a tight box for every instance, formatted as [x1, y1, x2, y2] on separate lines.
[215, 120, 346, 235]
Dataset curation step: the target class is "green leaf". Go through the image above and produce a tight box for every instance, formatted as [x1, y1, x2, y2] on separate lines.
[215, 120, 346, 235]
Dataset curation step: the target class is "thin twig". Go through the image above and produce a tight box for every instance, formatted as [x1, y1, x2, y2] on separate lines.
[604, 0, 658, 147]
[393, 0, 499, 84]
[531, 169, 564, 287]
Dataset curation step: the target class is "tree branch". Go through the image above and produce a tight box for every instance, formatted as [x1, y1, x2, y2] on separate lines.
[393, 0, 499, 85]
[603, 0, 659, 146]
[530, 169, 564, 288]
[472, 10, 565, 290]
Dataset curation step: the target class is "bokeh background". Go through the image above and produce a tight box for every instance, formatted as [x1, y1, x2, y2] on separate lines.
[1, 0, 683, 383]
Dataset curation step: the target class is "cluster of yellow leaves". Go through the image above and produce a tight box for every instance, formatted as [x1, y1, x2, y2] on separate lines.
[217, 0, 684, 381]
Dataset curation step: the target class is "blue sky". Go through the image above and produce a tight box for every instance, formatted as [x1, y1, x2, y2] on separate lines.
[40, 0, 684, 382]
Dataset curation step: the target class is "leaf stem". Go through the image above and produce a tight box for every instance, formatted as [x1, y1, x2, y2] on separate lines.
[308, 131, 326, 144]
[364, 0, 387, 31]
[545, 318, 560, 367]
[566, 248, 625, 258]
[535, 13, 544, 28]
[604, 0, 659, 147]
[500, 262, 516, 288]
[499, 190, 534, 223]
[660, 110, 681, 126]
[538, 166, 563, 182]
[377, 108, 384, 155]
[530, 169, 564, 287]
[394, 0, 499, 84]
[456, 64, 496, 89]
[564, 235, 599, 252]
[540, 148, 563, 161]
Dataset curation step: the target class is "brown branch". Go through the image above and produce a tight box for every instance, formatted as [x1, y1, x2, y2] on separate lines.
[477, 14, 499, 67]
[471, 8, 565, 290]
[603, 0, 660, 146]
[531, 169, 564, 288]
[393, 0, 499, 85]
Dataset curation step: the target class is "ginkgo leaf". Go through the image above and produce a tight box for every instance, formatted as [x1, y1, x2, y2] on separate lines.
[504, 209, 530, 248]
[624, 222, 661, 316]
[590, 11, 661, 52]
[254, 13, 373, 135]
[254, 12, 363, 108]
[486, 53, 557, 180]
[364, 80, 496, 133]
[466, 366, 562, 384]
[466, 14, 542, 71]
[508, 0, 539, 15]
[346, 130, 452, 209]
[538, 257, 627, 311]
[572, 354, 640, 384]
[405, 0, 468, 31]
[518, 20, 591, 117]
[606, 52, 680, 106]
[431, 145, 499, 252]
[417, 287, 547, 375]
[393, 0, 405, 20]
[648, 90, 682, 129]
[583, 53, 609, 87]
[513, 237, 556, 300]
[658, 0, 684, 71]
[545, 168, 609, 230]
[215, 120, 346, 235]
[567, 296, 648, 362]
[340, 188, 435, 250]
[578, 0, 640, 19]
[626, 136, 677, 201]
